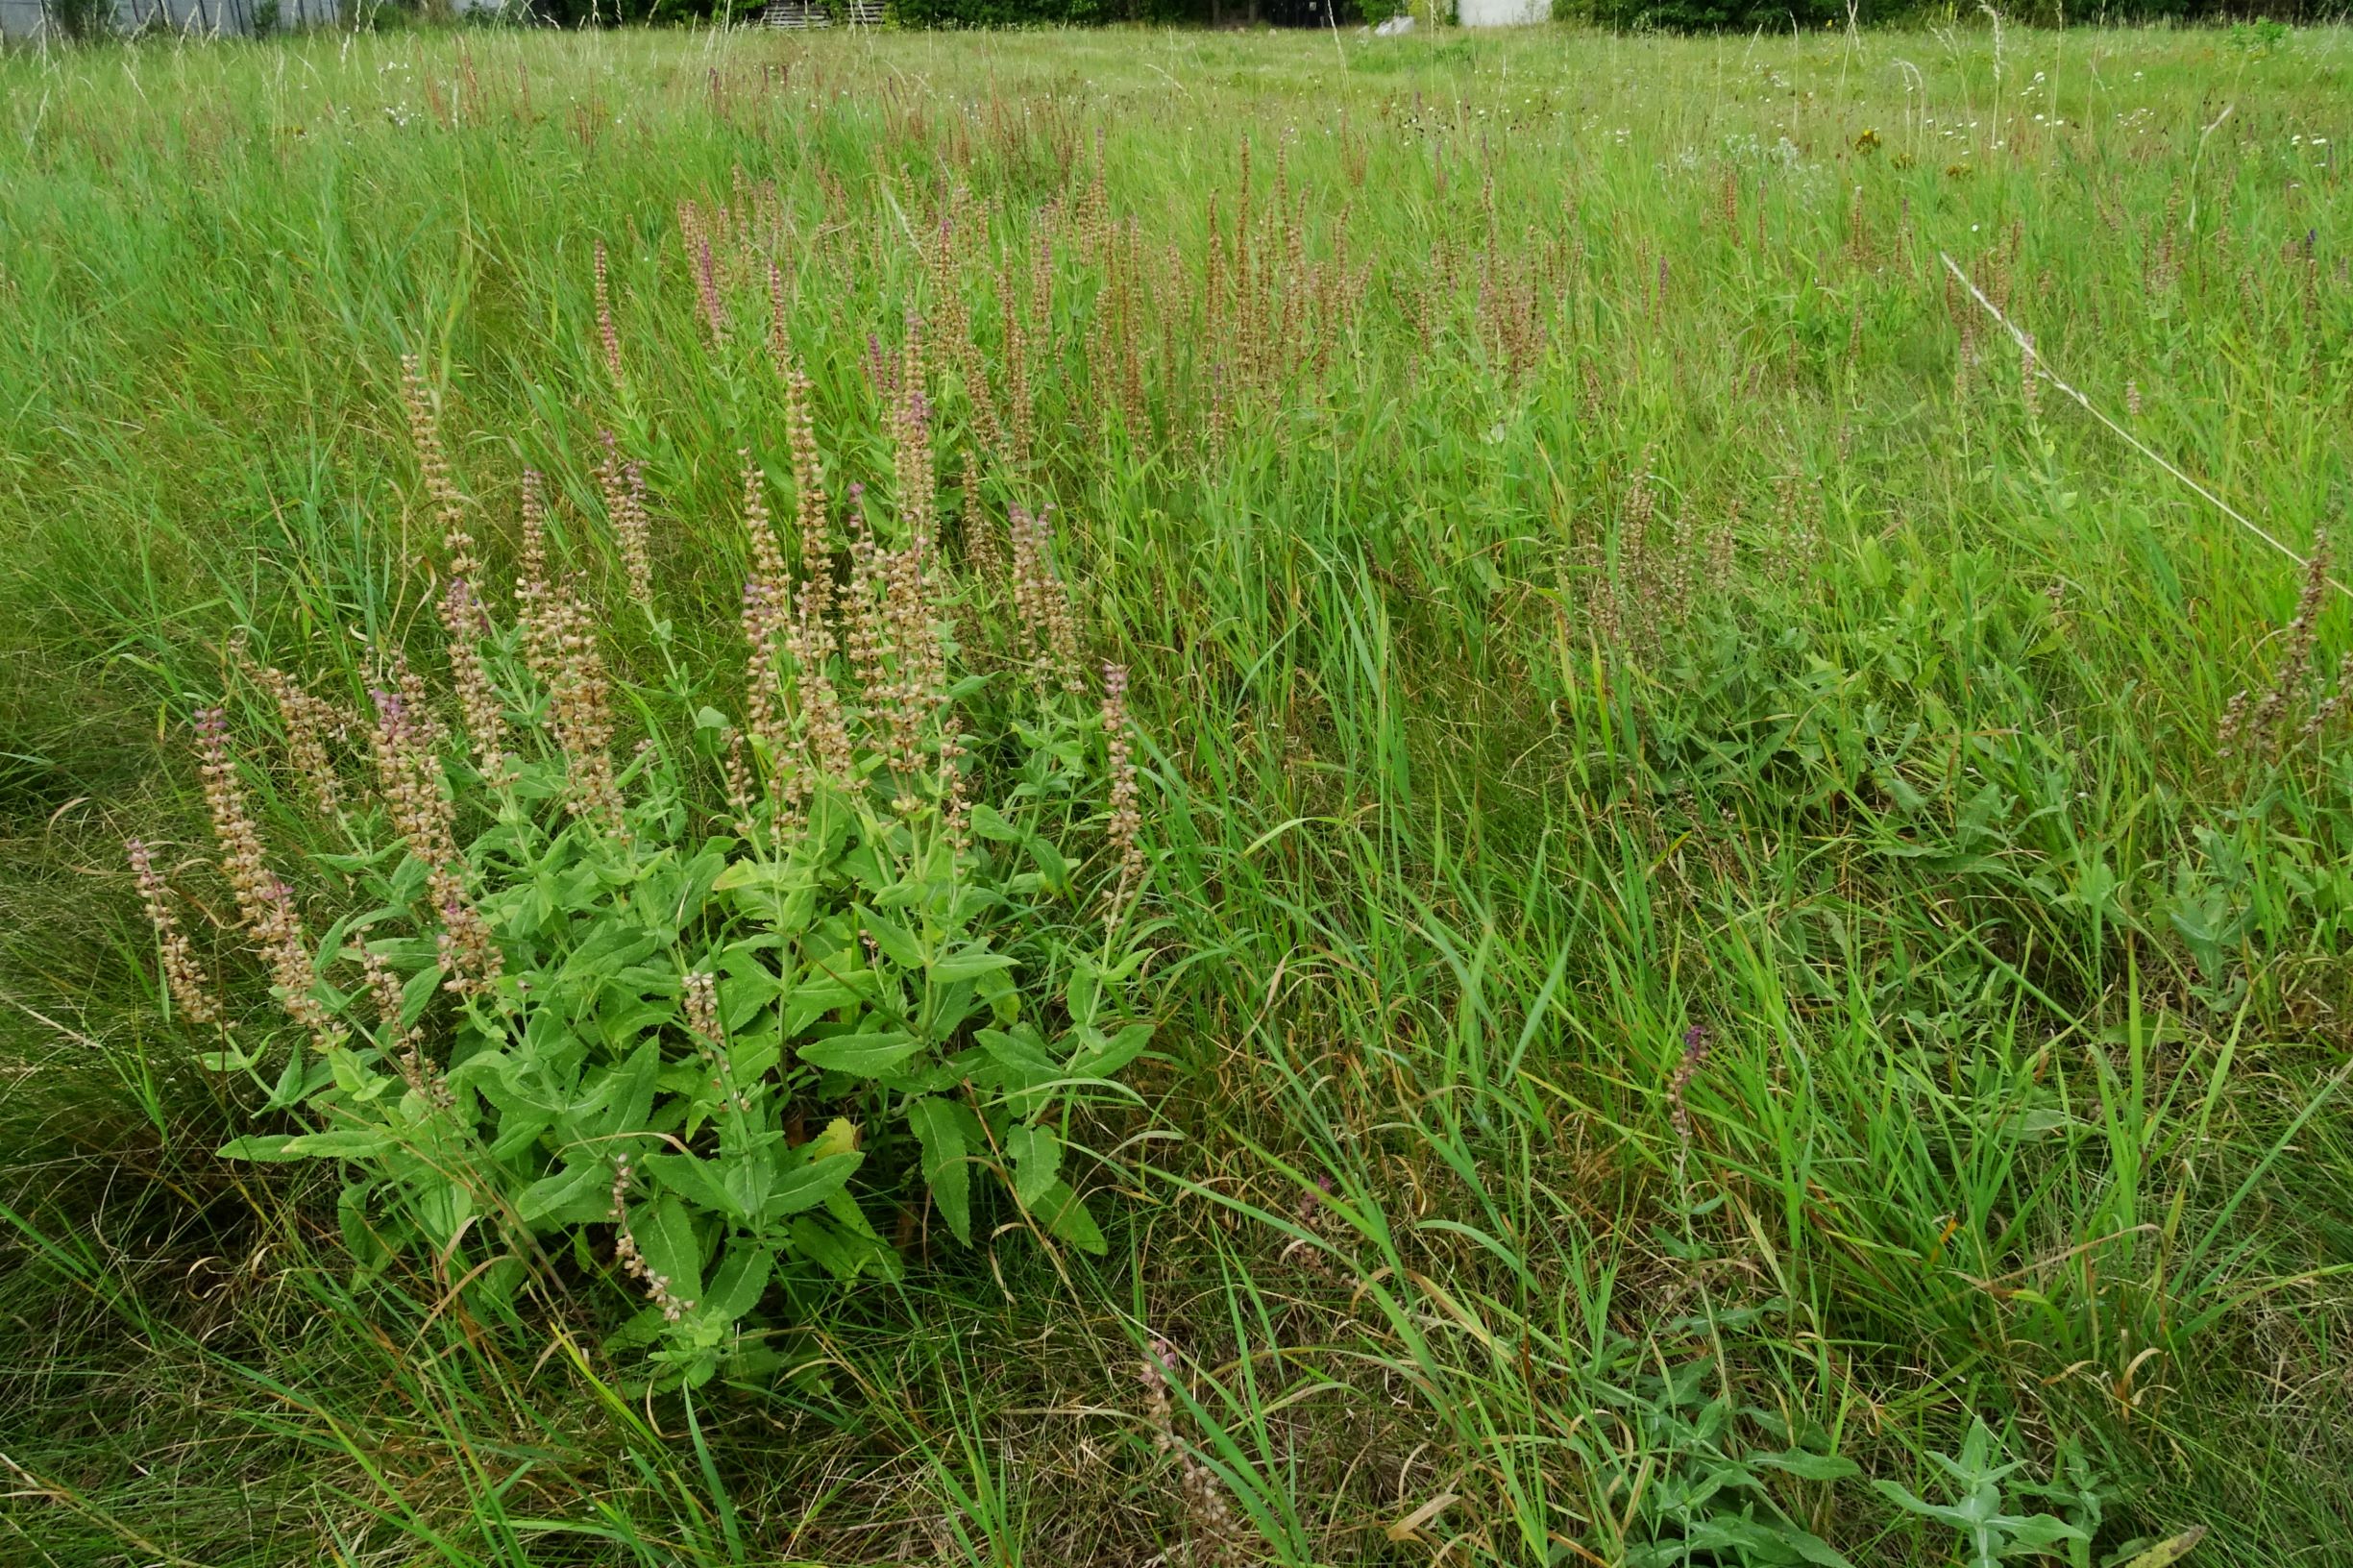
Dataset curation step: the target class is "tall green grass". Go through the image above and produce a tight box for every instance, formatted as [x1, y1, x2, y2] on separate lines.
[3, 18, 2350, 1565]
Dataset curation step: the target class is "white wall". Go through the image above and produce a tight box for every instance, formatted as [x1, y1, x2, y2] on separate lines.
[1456, 0, 1548, 22]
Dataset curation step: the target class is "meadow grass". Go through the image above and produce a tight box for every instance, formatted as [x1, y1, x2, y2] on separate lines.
[1, 17, 2350, 1566]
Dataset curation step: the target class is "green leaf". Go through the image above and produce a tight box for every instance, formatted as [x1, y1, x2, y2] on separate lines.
[922, 980, 986, 1041]
[1024, 834, 1069, 894]
[1683, 1513, 1854, 1568]
[721, 1147, 772, 1218]
[1074, 1021, 1154, 1078]
[584, 1041, 662, 1140]
[841, 842, 892, 895]
[469, 1257, 527, 1319]
[907, 1096, 974, 1245]
[1752, 1450, 1862, 1482]
[968, 802, 1023, 843]
[1869, 1480, 1973, 1533]
[628, 1194, 704, 1305]
[648, 1151, 740, 1217]
[702, 1240, 772, 1321]
[280, 1129, 395, 1159]
[2119, 1528, 2208, 1568]
[780, 972, 862, 1034]
[263, 1049, 309, 1113]
[324, 1046, 378, 1098]
[861, 907, 925, 968]
[488, 1110, 554, 1162]
[1064, 959, 1100, 1025]
[799, 1030, 924, 1077]
[398, 962, 441, 1030]
[1006, 1122, 1061, 1208]
[724, 1028, 782, 1087]
[763, 1151, 862, 1218]
[1998, 1512, 2089, 1552]
[789, 1212, 892, 1281]
[600, 996, 674, 1049]
[316, 846, 400, 875]
[337, 1181, 391, 1270]
[520, 1161, 611, 1226]
[975, 963, 1019, 1025]
[712, 857, 790, 894]
[929, 944, 1017, 983]
[976, 1025, 1057, 1077]
[387, 851, 429, 907]
[217, 1133, 306, 1163]
[416, 1181, 477, 1250]
[1032, 1179, 1105, 1254]
[1776, 1523, 1859, 1568]
[607, 1303, 669, 1353]
[805, 1117, 860, 1161]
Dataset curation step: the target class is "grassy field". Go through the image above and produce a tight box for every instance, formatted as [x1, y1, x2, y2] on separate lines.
[2, 16, 2350, 1566]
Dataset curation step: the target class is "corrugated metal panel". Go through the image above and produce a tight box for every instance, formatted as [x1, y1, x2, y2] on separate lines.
[763, 0, 880, 27]
[1, 0, 341, 37]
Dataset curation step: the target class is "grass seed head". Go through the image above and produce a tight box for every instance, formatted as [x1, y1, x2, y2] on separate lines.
[127, 837, 220, 1027]
[593, 236, 624, 383]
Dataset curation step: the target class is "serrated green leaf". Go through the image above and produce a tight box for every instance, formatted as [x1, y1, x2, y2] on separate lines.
[799, 1030, 924, 1077]
[281, 1129, 396, 1159]
[975, 962, 1019, 1025]
[584, 1041, 661, 1140]
[1064, 959, 1099, 1024]
[488, 1110, 553, 1162]
[967, 802, 1023, 843]
[520, 1161, 610, 1226]
[861, 907, 925, 968]
[722, 1147, 772, 1218]
[217, 1133, 306, 1162]
[702, 1239, 772, 1320]
[1752, 1450, 1862, 1482]
[1074, 1021, 1154, 1078]
[415, 1181, 476, 1250]
[789, 1211, 890, 1281]
[1998, 1513, 2088, 1551]
[648, 1151, 740, 1217]
[907, 1096, 974, 1244]
[263, 1048, 309, 1112]
[712, 857, 788, 894]
[1006, 1122, 1061, 1208]
[930, 944, 1017, 983]
[763, 1151, 862, 1218]
[388, 851, 429, 906]
[1032, 1179, 1105, 1254]
[628, 1193, 703, 1304]
[397, 962, 441, 1030]
[338, 1181, 391, 1270]
[976, 1025, 1057, 1076]
[1022, 833, 1067, 894]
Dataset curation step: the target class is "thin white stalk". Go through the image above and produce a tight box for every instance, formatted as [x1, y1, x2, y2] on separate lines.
[1940, 251, 2349, 602]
